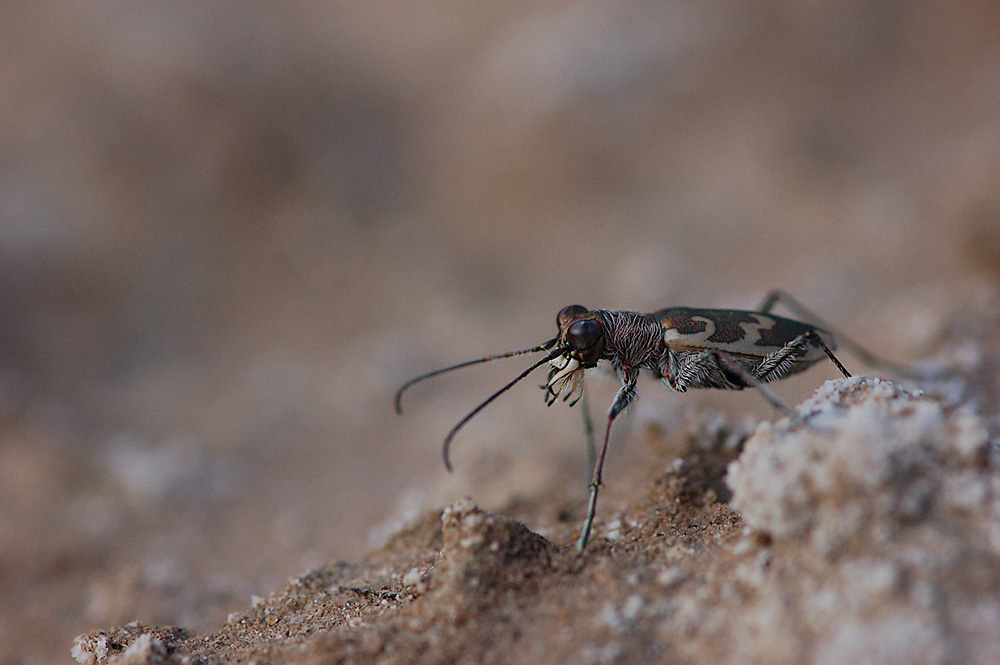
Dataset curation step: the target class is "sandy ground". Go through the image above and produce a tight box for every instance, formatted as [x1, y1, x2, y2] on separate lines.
[3, 3, 1000, 664]
[72, 368, 1000, 664]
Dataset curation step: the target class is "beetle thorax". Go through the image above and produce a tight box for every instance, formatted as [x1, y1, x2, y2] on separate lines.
[595, 310, 663, 370]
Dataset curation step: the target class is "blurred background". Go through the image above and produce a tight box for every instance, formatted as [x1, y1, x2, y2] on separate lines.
[2, 2, 1000, 662]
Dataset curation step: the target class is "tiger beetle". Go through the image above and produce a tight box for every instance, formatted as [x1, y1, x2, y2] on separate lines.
[394, 290, 935, 551]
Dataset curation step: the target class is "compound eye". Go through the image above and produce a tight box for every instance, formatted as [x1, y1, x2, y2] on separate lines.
[567, 319, 603, 351]
[557, 304, 589, 327]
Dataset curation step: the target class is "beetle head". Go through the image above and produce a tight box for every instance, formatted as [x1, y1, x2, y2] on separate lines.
[556, 305, 605, 367]
[542, 305, 605, 406]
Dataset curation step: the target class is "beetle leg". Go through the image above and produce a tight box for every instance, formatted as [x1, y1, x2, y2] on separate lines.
[714, 350, 802, 422]
[577, 369, 638, 551]
[753, 325, 851, 382]
[757, 290, 853, 374]
[758, 290, 946, 380]
[803, 330, 852, 378]
[579, 390, 596, 479]
[757, 290, 783, 314]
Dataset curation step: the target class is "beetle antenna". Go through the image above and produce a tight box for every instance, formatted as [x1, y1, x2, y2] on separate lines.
[442, 349, 562, 471]
[394, 339, 557, 414]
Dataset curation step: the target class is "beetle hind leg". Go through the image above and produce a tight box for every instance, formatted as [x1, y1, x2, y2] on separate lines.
[714, 350, 802, 422]
[757, 290, 944, 380]
[754, 331, 852, 383]
[716, 329, 854, 427]
[804, 329, 852, 378]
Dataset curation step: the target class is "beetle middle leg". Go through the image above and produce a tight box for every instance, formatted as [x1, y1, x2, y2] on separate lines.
[579, 390, 597, 479]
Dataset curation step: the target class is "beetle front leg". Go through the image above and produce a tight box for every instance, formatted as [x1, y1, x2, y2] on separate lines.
[577, 368, 638, 551]
[609, 368, 639, 418]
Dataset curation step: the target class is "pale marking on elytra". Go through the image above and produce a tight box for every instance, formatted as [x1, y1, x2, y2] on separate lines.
[662, 328, 682, 344]
[662, 316, 718, 348]
[739, 313, 777, 346]
[664, 313, 804, 357]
